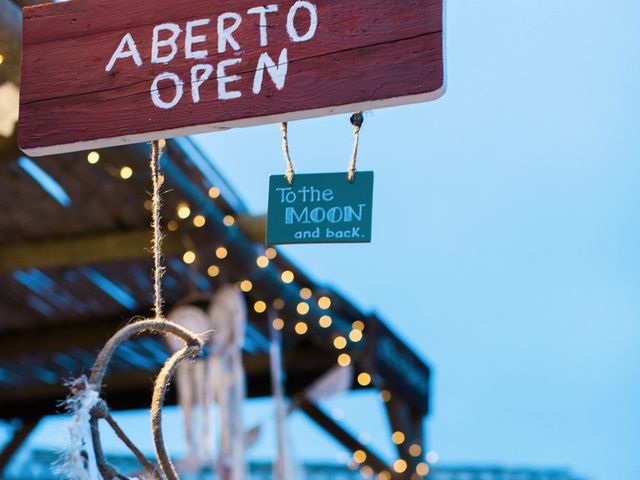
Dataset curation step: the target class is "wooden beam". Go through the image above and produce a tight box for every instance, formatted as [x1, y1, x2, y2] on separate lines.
[0, 417, 40, 475]
[0, 228, 189, 274]
[300, 399, 394, 478]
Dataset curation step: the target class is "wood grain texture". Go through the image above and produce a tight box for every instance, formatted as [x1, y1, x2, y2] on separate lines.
[19, 0, 444, 155]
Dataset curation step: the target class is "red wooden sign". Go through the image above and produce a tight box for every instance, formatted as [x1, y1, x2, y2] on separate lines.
[18, 0, 444, 156]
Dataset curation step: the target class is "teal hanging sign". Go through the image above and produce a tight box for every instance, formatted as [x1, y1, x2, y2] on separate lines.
[266, 172, 374, 244]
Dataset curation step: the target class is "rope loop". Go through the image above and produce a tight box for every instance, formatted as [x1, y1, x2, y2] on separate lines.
[347, 112, 364, 183]
[280, 122, 295, 185]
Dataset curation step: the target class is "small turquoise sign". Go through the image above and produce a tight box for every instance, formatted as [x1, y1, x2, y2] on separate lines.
[266, 172, 374, 244]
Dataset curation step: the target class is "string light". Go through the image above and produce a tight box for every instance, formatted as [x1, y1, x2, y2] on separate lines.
[239, 280, 252, 292]
[319, 315, 332, 328]
[318, 296, 331, 309]
[256, 256, 269, 268]
[425, 451, 439, 464]
[391, 431, 405, 445]
[87, 151, 100, 164]
[272, 298, 285, 310]
[380, 390, 391, 402]
[376, 471, 391, 480]
[296, 302, 309, 315]
[416, 463, 429, 476]
[253, 300, 266, 313]
[207, 265, 220, 277]
[281, 270, 294, 283]
[0, 54, 4, 65]
[353, 450, 367, 464]
[333, 336, 347, 349]
[223, 214, 235, 226]
[193, 215, 206, 227]
[393, 460, 407, 474]
[208, 186, 220, 198]
[265, 247, 277, 259]
[409, 444, 422, 457]
[353, 320, 365, 331]
[143, 200, 153, 211]
[215, 246, 228, 259]
[272, 318, 284, 330]
[357, 372, 371, 386]
[299, 287, 312, 299]
[177, 203, 191, 219]
[294, 321, 308, 334]
[360, 466, 374, 478]
[182, 251, 196, 264]
[167, 220, 178, 232]
[337, 353, 351, 367]
[349, 329, 363, 342]
[120, 166, 133, 179]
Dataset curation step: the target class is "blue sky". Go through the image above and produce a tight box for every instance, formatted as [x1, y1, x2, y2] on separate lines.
[9, 1, 640, 479]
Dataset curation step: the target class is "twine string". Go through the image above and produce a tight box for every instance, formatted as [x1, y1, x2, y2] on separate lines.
[280, 122, 295, 185]
[150, 139, 166, 319]
[347, 112, 364, 183]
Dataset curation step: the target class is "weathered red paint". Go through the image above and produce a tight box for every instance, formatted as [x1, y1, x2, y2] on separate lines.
[18, 0, 444, 156]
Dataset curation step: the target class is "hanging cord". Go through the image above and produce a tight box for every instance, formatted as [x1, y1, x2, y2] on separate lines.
[347, 112, 364, 183]
[280, 122, 295, 185]
[150, 139, 166, 318]
[79, 141, 207, 480]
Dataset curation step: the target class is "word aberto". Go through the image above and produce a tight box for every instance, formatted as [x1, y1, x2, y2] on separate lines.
[105, 1, 318, 109]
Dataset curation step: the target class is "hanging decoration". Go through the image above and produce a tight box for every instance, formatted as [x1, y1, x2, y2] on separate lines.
[166, 304, 215, 473]
[267, 115, 374, 245]
[207, 284, 248, 480]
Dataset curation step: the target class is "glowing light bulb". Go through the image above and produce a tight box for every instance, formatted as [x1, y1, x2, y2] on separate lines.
[272, 298, 285, 310]
[215, 247, 227, 259]
[299, 287, 312, 299]
[333, 336, 347, 349]
[239, 280, 252, 292]
[265, 247, 277, 259]
[349, 329, 363, 342]
[380, 390, 391, 402]
[294, 321, 308, 334]
[353, 450, 367, 464]
[409, 444, 422, 457]
[177, 203, 191, 219]
[253, 301, 266, 313]
[193, 215, 206, 227]
[281, 270, 294, 283]
[352, 320, 365, 331]
[182, 251, 196, 264]
[207, 265, 220, 277]
[416, 463, 429, 476]
[318, 296, 331, 309]
[393, 460, 407, 474]
[319, 315, 332, 328]
[337, 353, 351, 367]
[357, 372, 371, 386]
[272, 318, 284, 330]
[208, 186, 220, 198]
[120, 166, 133, 179]
[256, 256, 269, 268]
[391, 431, 405, 445]
[296, 302, 309, 315]
[223, 215, 235, 226]
[167, 220, 178, 232]
[87, 151, 100, 164]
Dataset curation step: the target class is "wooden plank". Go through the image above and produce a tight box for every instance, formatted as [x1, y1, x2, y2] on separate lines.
[0, 229, 184, 274]
[18, 0, 444, 156]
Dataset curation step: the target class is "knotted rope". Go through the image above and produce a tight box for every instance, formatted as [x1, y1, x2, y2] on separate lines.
[280, 122, 295, 185]
[62, 140, 206, 480]
[347, 112, 364, 183]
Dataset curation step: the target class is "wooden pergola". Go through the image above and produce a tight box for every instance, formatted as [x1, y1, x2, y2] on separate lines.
[0, 1, 431, 479]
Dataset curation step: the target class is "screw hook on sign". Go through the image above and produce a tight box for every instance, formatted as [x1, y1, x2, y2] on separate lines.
[347, 112, 364, 183]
